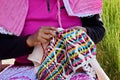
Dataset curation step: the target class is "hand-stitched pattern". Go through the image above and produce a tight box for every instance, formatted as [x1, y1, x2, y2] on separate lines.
[37, 29, 97, 80]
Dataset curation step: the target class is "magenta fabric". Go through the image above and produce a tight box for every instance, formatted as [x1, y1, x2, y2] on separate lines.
[21, 0, 82, 35]
[0, 0, 102, 36]
[15, 0, 82, 65]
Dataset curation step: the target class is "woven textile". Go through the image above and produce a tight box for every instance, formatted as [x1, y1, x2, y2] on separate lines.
[37, 29, 97, 80]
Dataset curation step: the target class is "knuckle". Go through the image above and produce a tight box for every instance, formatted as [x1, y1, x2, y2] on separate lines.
[37, 36, 40, 40]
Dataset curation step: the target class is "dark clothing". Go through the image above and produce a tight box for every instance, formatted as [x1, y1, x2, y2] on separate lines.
[0, 14, 105, 59]
[0, 35, 33, 59]
[81, 14, 105, 44]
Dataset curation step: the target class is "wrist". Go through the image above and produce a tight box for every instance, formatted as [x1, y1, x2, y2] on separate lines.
[26, 35, 33, 47]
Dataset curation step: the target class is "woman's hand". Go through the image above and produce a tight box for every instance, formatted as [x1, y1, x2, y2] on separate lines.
[26, 26, 57, 47]
[71, 26, 87, 33]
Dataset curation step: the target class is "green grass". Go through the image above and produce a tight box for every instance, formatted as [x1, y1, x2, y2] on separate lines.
[97, 0, 120, 80]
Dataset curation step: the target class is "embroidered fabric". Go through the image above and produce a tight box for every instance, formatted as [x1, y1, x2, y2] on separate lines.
[37, 28, 97, 80]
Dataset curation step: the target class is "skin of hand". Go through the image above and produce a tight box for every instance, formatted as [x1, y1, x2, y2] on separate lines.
[26, 26, 57, 47]
[71, 26, 87, 33]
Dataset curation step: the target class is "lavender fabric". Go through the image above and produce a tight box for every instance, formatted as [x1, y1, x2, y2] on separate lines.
[0, 65, 37, 80]
[70, 73, 93, 80]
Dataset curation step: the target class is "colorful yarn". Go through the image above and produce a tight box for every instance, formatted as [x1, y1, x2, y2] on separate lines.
[37, 29, 97, 80]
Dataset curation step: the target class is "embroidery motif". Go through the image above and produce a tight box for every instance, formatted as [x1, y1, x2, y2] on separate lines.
[37, 29, 97, 80]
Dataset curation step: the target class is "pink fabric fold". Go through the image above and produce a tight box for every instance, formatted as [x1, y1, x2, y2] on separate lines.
[0, 0, 28, 36]
[63, 0, 102, 17]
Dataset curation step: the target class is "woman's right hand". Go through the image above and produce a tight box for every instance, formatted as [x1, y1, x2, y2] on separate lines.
[26, 26, 57, 47]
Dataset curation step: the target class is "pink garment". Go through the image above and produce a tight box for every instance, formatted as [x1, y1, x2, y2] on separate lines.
[21, 0, 82, 35]
[0, 0, 102, 65]
[15, 0, 82, 64]
[0, 0, 28, 36]
[0, 0, 102, 36]
[63, 0, 102, 17]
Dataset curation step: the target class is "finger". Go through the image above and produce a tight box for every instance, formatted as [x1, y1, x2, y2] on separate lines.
[74, 27, 87, 32]
[70, 26, 81, 29]
[34, 42, 41, 46]
[41, 26, 57, 31]
[42, 30, 56, 37]
[37, 33, 51, 42]
[41, 34, 52, 40]
[36, 37, 48, 44]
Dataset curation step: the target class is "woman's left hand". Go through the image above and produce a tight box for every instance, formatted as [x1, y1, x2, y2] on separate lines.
[70, 26, 87, 33]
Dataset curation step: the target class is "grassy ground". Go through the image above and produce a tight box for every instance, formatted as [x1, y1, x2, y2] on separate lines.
[97, 0, 120, 80]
